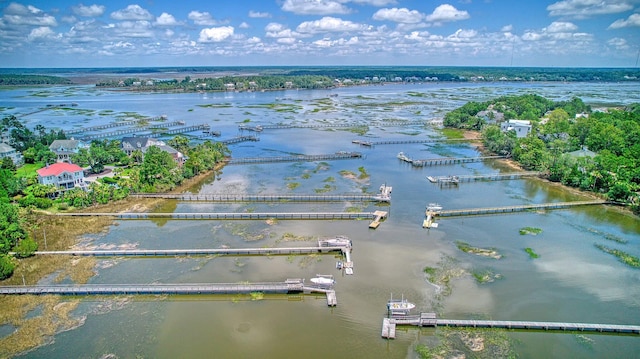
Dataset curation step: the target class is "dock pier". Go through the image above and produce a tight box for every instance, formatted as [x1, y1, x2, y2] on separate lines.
[437, 200, 608, 217]
[226, 152, 362, 165]
[381, 313, 640, 339]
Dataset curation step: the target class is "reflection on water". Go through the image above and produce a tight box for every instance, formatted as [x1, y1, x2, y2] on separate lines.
[6, 82, 639, 358]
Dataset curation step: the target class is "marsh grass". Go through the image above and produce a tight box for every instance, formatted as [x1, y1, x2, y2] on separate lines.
[456, 241, 502, 259]
[595, 244, 640, 268]
[524, 248, 540, 259]
[519, 227, 543, 235]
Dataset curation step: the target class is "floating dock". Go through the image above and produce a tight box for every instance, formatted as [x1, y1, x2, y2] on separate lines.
[368, 210, 388, 229]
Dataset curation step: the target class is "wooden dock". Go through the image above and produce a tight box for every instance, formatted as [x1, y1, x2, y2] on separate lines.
[53, 211, 378, 221]
[221, 135, 259, 145]
[357, 138, 471, 147]
[437, 200, 608, 217]
[428, 172, 542, 184]
[0, 280, 339, 306]
[226, 152, 362, 165]
[382, 314, 640, 338]
[130, 193, 382, 203]
[410, 156, 507, 167]
[32, 245, 349, 258]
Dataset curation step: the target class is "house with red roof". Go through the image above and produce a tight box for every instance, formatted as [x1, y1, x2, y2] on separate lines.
[37, 162, 85, 190]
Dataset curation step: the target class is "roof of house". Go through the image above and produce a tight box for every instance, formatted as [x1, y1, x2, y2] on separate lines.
[0, 143, 16, 153]
[121, 137, 164, 150]
[49, 139, 83, 150]
[37, 162, 84, 177]
[568, 147, 597, 158]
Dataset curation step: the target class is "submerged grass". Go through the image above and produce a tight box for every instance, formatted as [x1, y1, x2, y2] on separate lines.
[524, 248, 540, 259]
[456, 241, 502, 259]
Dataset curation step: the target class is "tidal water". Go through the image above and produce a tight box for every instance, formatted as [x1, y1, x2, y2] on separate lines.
[2, 81, 640, 358]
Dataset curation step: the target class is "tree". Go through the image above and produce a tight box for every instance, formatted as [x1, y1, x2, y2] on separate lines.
[0, 157, 16, 172]
[139, 146, 182, 192]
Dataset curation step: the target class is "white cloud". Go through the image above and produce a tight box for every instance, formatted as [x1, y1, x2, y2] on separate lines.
[155, 13, 179, 26]
[188, 11, 219, 26]
[608, 13, 640, 29]
[239, 22, 250, 29]
[3, 3, 57, 26]
[282, 0, 351, 15]
[72, 4, 106, 17]
[547, 0, 633, 18]
[114, 21, 154, 38]
[501, 24, 513, 32]
[544, 21, 578, 33]
[372, 8, 424, 23]
[246, 36, 261, 44]
[607, 37, 628, 50]
[199, 26, 234, 42]
[249, 11, 271, 18]
[27, 26, 58, 41]
[265, 23, 303, 39]
[110, 5, 153, 21]
[297, 17, 370, 34]
[351, 0, 397, 5]
[425, 4, 470, 23]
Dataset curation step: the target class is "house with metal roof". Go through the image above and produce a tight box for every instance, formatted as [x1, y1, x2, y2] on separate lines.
[37, 162, 85, 190]
[49, 139, 87, 163]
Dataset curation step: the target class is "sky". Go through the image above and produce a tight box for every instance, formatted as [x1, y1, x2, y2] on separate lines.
[0, 0, 639, 68]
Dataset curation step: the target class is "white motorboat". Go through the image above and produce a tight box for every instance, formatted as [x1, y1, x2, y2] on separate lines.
[387, 294, 415, 314]
[310, 275, 335, 285]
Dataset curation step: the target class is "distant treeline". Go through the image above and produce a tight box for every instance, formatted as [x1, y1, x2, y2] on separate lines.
[96, 75, 335, 91]
[284, 66, 640, 82]
[0, 74, 72, 85]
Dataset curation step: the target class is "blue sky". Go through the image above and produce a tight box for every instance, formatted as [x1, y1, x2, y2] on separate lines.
[1, 0, 639, 68]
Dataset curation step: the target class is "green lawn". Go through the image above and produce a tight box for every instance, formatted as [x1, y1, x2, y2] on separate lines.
[16, 162, 43, 178]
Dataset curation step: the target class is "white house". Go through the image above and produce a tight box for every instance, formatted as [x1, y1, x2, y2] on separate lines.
[500, 120, 532, 138]
[37, 162, 85, 190]
[0, 143, 23, 166]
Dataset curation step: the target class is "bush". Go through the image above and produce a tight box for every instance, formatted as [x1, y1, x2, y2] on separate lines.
[13, 238, 37, 258]
[0, 254, 15, 280]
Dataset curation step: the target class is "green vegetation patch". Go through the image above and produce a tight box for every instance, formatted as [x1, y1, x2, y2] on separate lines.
[314, 184, 335, 193]
[416, 327, 517, 359]
[440, 128, 466, 139]
[287, 182, 300, 190]
[198, 103, 232, 108]
[456, 241, 502, 259]
[595, 244, 640, 268]
[524, 248, 540, 259]
[277, 233, 314, 243]
[471, 269, 502, 284]
[519, 227, 543, 235]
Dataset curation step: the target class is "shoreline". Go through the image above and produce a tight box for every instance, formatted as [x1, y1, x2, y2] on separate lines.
[0, 162, 225, 358]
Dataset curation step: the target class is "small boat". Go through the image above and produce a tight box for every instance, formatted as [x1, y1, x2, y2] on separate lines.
[310, 275, 335, 285]
[426, 203, 443, 212]
[397, 152, 410, 162]
[319, 236, 352, 247]
[345, 267, 353, 275]
[336, 261, 343, 270]
[427, 176, 437, 183]
[387, 294, 415, 314]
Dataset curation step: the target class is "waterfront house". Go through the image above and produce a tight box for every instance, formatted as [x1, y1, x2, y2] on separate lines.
[49, 139, 87, 163]
[37, 162, 85, 190]
[500, 119, 532, 138]
[0, 143, 23, 166]
[121, 136, 186, 165]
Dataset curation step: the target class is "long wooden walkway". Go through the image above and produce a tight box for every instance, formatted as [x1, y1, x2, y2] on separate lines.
[410, 156, 507, 167]
[382, 314, 640, 338]
[221, 136, 259, 145]
[130, 193, 380, 202]
[0, 281, 338, 306]
[226, 152, 362, 164]
[356, 138, 471, 147]
[428, 172, 542, 184]
[52, 212, 378, 220]
[437, 200, 608, 217]
[32, 245, 349, 257]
